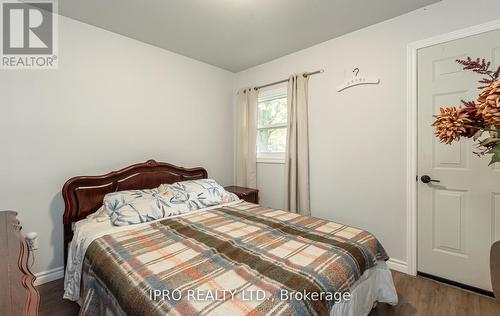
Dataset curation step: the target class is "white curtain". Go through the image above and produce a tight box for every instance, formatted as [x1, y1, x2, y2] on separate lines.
[284, 73, 310, 215]
[236, 88, 258, 188]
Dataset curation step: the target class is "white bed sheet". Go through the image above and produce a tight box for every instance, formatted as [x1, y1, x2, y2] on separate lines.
[64, 201, 398, 316]
[330, 260, 398, 316]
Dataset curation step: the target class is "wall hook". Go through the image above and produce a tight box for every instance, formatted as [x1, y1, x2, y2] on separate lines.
[353, 68, 359, 76]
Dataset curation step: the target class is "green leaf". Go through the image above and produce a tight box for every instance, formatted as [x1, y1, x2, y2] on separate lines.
[473, 130, 484, 141]
[479, 137, 500, 146]
[487, 144, 500, 166]
[489, 128, 500, 139]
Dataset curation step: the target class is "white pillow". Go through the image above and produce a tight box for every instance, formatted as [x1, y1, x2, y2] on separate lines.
[103, 188, 196, 226]
[86, 206, 109, 222]
[159, 179, 239, 207]
[102, 180, 239, 226]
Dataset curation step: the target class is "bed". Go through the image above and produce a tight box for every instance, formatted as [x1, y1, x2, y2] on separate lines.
[62, 160, 397, 316]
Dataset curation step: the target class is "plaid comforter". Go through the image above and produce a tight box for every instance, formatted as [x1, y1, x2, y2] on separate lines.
[80, 202, 388, 316]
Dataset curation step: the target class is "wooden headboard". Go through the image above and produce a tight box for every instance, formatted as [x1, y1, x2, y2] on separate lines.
[62, 160, 208, 264]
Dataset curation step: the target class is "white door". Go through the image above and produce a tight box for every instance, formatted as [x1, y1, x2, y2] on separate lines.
[417, 29, 500, 291]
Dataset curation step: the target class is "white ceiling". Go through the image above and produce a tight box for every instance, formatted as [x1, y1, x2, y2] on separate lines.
[59, 0, 440, 72]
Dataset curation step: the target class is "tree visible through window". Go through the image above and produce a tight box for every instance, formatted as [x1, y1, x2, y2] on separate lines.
[257, 90, 287, 162]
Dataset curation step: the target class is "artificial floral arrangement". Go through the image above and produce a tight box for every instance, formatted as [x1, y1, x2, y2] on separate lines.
[433, 57, 500, 165]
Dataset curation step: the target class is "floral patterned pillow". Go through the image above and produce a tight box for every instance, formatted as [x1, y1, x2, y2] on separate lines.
[159, 179, 239, 208]
[103, 189, 198, 226]
[104, 180, 239, 226]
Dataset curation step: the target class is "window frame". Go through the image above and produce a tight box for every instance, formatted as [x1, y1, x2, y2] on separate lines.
[256, 85, 288, 164]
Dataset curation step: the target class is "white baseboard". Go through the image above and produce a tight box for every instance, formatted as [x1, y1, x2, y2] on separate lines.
[34, 266, 64, 286]
[387, 258, 409, 274]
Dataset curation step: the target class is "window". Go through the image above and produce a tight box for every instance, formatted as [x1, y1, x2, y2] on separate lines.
[257, 86, 287, 163]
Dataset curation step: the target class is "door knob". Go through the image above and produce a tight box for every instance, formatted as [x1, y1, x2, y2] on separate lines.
[421, 175, 440, 183]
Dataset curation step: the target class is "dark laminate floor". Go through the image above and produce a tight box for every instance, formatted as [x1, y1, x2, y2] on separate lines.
[38, 271, 500, 316]
[38, 279, 79, 316]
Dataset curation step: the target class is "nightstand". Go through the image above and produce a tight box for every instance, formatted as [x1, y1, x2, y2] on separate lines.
[225, 186, 259, 204]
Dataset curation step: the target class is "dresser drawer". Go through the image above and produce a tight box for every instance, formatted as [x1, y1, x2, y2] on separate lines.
[0, 211, 39, 316]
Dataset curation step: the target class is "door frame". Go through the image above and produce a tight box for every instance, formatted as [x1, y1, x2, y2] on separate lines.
[406, 18, 500, 276]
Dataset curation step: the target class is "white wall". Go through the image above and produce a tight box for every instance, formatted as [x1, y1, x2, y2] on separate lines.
[257, 163, 285, 209]
[235, 0, 500, 265]
[0, 16, 235, 275]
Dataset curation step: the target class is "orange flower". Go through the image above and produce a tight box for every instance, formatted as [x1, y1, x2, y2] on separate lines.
[477, 81, 500, 127]
[432, 107, 472, 144]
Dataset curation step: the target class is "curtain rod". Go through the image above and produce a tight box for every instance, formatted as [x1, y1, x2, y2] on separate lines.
[254, 69, 324, 90]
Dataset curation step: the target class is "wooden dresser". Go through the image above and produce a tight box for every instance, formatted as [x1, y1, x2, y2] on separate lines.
[0, 211, 39, 316]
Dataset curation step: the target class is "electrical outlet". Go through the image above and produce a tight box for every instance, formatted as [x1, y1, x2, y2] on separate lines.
[26, 232, 38, 251]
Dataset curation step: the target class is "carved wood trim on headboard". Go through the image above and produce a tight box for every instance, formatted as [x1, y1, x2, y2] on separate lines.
[62, 160, 208, 265]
